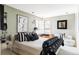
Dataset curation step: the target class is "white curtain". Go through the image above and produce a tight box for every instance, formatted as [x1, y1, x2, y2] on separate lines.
[36, 20, 51, 34]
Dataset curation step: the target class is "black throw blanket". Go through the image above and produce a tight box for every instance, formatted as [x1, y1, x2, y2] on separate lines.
[40, 37, 64, 55]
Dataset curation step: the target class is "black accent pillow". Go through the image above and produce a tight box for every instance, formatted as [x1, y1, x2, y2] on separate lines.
[24, 33, 31, 41]
[28, 32, 34, 41]
[32, 32, 39, 40]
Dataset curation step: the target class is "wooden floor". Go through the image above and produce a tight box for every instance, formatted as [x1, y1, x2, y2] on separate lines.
[0, 43, 17, 55]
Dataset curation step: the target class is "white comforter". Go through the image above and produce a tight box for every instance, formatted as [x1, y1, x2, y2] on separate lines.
[56, 46, 79, 55]
[19, 37, 46, 50]
[13, 37, 47, 55]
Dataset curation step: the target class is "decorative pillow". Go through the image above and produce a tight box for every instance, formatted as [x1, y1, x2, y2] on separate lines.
[16, 32, 39, 42]
[17, 32, 25, 42]
[24, 32, 28, 41]
[32, 32, 39, 40]
[24, 33, 31, 41]
[28, 32, 34, 41]
[54, 33, 60, 38]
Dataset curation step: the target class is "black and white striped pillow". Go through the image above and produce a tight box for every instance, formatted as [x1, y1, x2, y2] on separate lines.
[17, 32, 25, 42]
[24, 32, 28, 41]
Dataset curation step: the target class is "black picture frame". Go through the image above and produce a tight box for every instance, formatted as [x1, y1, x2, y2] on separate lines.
[57, 20, 67, 29]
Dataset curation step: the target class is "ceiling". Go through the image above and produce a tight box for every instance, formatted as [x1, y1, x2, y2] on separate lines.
[7, 4, 77, 18]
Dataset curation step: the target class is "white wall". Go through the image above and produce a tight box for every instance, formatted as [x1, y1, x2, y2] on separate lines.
[75, 8, 79, 48]
[4, 5, 42, 35]
[45, 14, 75, 40]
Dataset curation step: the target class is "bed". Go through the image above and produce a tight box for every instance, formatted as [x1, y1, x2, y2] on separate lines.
[56, 46, 79, 55]
[12, 37, 47, 55]
[9, 32, 64, 55]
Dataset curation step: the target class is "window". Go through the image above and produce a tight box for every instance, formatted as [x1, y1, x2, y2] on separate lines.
[36, 20, 44, 34]
[45, 20, 51, 34]
[36, 20, 51, 34]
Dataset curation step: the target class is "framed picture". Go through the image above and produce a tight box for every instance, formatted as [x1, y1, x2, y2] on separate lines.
[16, 14, 28, 32]
[57, 20, 67, 29]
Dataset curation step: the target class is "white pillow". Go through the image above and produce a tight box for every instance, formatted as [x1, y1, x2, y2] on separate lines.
[54, 33, 61, 38]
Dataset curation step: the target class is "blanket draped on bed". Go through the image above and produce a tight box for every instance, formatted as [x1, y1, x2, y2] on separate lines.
[40, 37, 64, 55]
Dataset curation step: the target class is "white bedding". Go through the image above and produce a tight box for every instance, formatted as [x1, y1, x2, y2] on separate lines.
[19, 37, 46, 50]
[56, 46, 79, 55]
[13, 37, 47, 55]
[20, 39, 44, 49]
